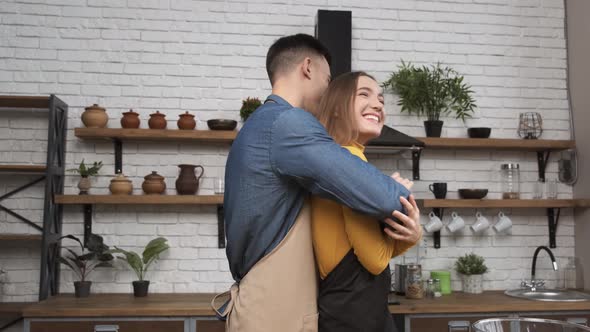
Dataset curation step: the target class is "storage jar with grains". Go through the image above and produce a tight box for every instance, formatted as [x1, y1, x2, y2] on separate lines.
[501, 163, 520, 199]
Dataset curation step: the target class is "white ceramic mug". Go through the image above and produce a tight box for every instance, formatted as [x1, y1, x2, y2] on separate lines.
[494, 211, 512, 233]
[471, 212, 490, 233]
[447, 211, 465, 233]
[424, 211, 443, 233]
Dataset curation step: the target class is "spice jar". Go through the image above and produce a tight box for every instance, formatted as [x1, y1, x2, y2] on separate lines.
[424, 279, 435, 299]
[405, 264, 423, 299]
[501, 163, 520, 199]
[433, 279, 442, 297]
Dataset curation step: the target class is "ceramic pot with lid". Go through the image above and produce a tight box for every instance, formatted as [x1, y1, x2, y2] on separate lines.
[142, 171, 166, 195]
[109, 173, 133, 195]
[177, 111, 196, 130]
[121, 109, 140, 129]
[82, 104, 108, 128]
[148, 111, 167, 129]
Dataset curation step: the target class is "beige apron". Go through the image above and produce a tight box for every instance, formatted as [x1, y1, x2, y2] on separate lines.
[212, 201, 318, 332]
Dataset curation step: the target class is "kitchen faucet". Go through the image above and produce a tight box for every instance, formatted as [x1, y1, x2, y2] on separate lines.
[522, 246, 558, 291]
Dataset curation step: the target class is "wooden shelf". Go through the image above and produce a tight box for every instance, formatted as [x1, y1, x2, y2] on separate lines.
[55, 194, 224, 205]
[0, 302, 34, 316]
[416, 137, 575, 151]
[420, 199, 590, 209]
[0, 234, 42, 242]
[0, 165, 46, 173]
[0, 96, 51, 109]
[75, 128, 236, 143]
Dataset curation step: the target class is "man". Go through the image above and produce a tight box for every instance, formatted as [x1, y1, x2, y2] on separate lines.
[216, 34, 421, 331]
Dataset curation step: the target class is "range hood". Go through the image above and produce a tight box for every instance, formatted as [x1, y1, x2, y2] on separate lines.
[366, 125, 424, 154]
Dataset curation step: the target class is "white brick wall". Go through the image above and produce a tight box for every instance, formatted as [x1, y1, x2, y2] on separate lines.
[0, 0, 574, 300]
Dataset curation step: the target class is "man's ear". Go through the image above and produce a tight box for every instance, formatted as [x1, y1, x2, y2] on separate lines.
[301, 57, 312, 80]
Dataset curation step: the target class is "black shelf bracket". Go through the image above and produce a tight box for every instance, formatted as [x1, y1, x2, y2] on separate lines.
[547, 207, 561, 248]
[432, 207, 444, 249]
[217, 205, 225, 249]
[83, 204, 93, 246]
[412, 148, 422, 180]
[114, 139, 123, 174]
[537, 150, 551, 182]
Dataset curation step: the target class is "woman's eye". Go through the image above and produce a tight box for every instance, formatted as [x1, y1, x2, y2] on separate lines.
[359, 92, 369, 97]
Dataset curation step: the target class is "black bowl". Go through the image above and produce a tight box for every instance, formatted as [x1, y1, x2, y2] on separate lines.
[468, 127, 491, 138]
[207, 119, 237, 131]
[458, 189, 488, 199]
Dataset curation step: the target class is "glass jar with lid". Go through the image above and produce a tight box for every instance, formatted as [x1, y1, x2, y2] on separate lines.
[501, 163, 520, 199]
[405, 264, 423, 299]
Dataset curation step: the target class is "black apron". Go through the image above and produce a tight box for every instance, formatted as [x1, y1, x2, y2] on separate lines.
[318, 249, 395, 332]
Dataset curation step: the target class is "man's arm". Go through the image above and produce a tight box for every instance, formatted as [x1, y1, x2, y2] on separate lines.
[269, 108, 410, 219]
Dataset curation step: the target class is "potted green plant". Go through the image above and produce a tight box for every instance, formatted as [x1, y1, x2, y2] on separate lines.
[382, 61, 477, 137]
[109, 237, 170, 297]
[68, 159, 103, 195]
[455, 253, 488, 294]
[59, 234, 114, 297]
[240, 97, 262, 122]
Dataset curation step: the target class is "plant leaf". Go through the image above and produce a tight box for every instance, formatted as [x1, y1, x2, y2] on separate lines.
[109, 247, 143, 280]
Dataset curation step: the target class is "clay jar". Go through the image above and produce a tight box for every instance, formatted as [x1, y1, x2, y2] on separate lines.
[177, 111, 196, 130]
[109, 174, 133, 195]
[148, 111, 167, 129]
[142, 171, 166, 195]
[121, 109, 140, 129]
[175, 164, 204, 195]
[82, 104, 108, 128]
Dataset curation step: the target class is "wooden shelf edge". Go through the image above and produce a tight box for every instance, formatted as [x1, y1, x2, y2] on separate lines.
[0, 234, 42, 241]
[419, 198, 590, 208]
[416, 137, 575, 151]
[0, 302, 35, 315]
[0, 165, 47, 173]
[74, 127, 237, 142]
[0, 96, 50, 109]
[55, 194, 224, 205]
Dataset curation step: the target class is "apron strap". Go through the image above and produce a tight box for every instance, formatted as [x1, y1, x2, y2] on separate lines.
[211, 283, 239, 319]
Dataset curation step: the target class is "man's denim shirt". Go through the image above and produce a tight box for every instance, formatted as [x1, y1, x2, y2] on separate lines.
[224, 94, 410, 282]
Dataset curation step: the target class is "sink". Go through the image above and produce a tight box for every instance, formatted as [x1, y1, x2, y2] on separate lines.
[505, 288, 590, 302]
[473, 317, 590, 331]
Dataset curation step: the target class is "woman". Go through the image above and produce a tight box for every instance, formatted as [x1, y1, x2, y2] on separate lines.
[311, 71, 421, 332]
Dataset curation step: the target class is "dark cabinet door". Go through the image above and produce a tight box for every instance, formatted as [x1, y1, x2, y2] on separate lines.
[30, 320, 185, 332]
[195, 320, 225, 332]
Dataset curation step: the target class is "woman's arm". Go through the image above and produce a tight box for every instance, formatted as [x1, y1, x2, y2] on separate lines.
[343, 207, 416, 275]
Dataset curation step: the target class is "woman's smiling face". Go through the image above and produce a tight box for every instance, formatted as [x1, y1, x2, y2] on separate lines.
[353, 75, 385, 144]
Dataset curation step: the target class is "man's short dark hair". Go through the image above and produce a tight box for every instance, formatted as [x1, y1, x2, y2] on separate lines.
[266, 33, 332, 85]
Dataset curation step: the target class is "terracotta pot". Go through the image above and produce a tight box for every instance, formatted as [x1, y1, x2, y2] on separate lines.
[121, 109, 140, 129]
[177, 111, 196, 130]
[78, 176, 91, 195]
[142, 171, 166, 195]
[175, 164, 204, 195]
[148, 111, 167, 129]
[109, 174, 133, 195]
[81, 104, 108, 128]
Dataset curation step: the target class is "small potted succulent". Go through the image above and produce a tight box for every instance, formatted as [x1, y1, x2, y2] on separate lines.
[455, 253, 488, 294]
[59, 234, 114, 297]
[109, 237, 170, 297]
[381, 61, 477, 137]
[68, 160, 103, 195]
[240, 97, 262, 122]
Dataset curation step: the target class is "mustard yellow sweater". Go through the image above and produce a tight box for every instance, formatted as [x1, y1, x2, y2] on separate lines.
[311, 143, 417, 279]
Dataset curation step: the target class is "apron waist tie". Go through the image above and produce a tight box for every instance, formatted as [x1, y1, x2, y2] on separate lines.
[211, 282, 239, 320]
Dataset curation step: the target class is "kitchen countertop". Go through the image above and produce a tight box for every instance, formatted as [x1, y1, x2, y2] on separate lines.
[21, 291, 590, 318]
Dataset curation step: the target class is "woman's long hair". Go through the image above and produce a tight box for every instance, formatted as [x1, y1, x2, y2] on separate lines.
[314, 71, 377, 145]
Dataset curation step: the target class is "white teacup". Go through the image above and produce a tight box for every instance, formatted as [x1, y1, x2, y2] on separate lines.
[424, 211, 443, 233]
[471, 212, 490, 233]
[494, 211, 512, 233]
[447, 211, 465, 233]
